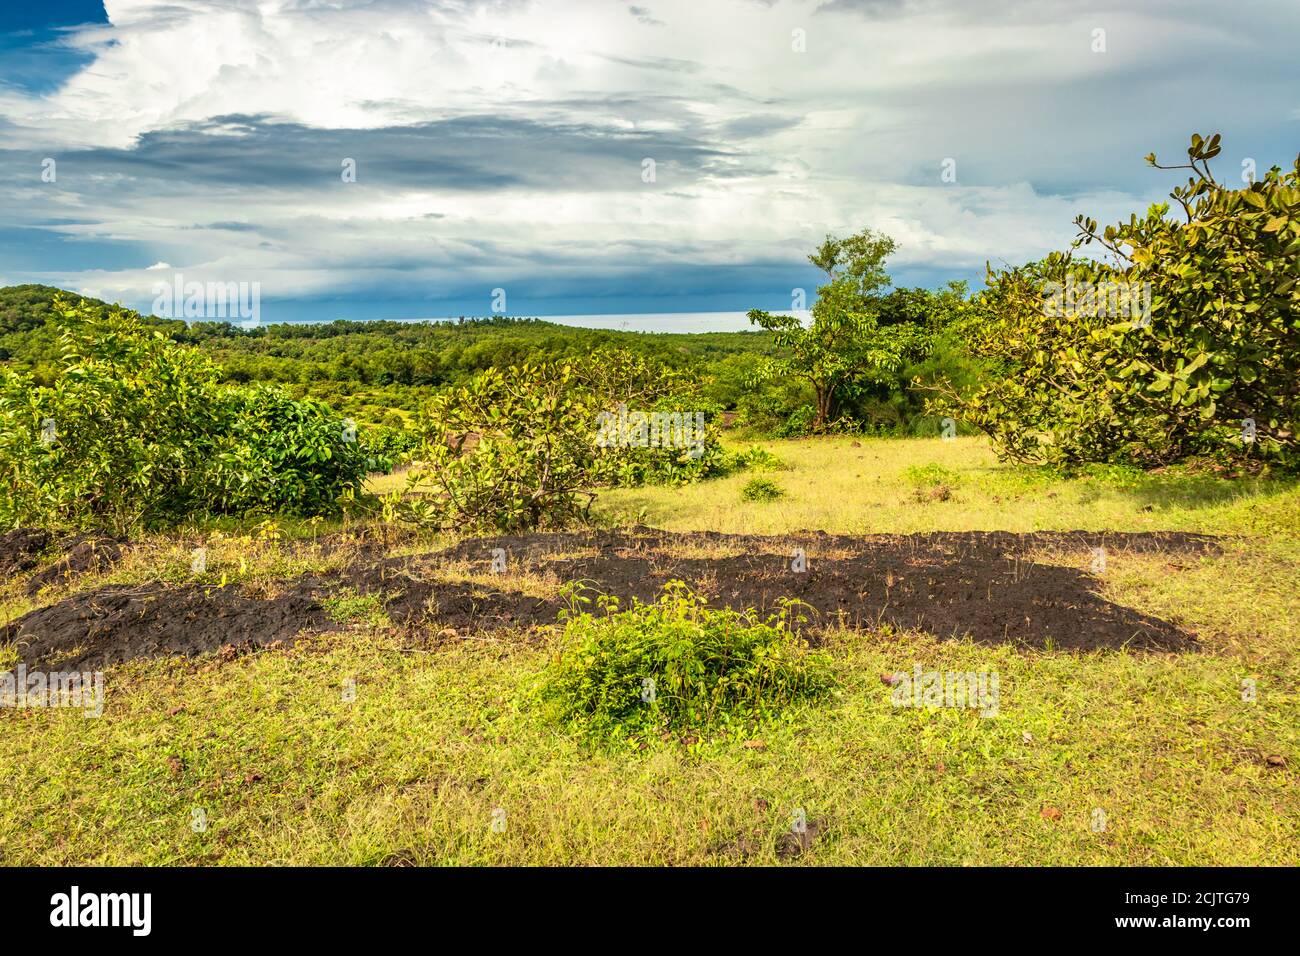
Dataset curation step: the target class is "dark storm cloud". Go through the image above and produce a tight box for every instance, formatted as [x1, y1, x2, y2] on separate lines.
[11, 112, 765, 194]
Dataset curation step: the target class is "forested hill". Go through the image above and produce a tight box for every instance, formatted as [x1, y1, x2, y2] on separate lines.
[0, 284, 774, 425]
[1, 283, 127, 333]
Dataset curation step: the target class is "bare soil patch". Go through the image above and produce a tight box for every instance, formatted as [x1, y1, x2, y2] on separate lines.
[0, 527, 130, 595]
[7, 583, 334, 670]
[0, 528, 53, 577]
[25, 536, 126, 596]
[4, 527, 1220, 668]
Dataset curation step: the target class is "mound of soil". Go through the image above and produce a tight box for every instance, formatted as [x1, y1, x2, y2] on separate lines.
[4, 528, 1219, 668]
[397, 528, 1216, 653]
[7, 583, 334, 670]
[0, 528, 53, 577]
[25, 537, 126, 596]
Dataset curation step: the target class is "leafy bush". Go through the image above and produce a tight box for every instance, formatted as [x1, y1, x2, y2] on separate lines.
[0, 300, 367, 532]
[728, 445, 785, 472]
[938, 134, 1299, 469]
[741, 476, 786, 501]
[357, 422, 418, 473]
[0, 304, 224, 532]
[409, 360, 602, 532]
[407, 349, 727, 532]
[205, 385, 368, 516]
[534, 583, 834, 740]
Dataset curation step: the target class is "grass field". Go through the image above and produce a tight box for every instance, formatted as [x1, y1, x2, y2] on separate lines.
[2, 436, 1297, 865]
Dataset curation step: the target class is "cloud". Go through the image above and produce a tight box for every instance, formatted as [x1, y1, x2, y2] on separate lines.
[0, 0, 1295, 316]
[628, 5, 665, 27]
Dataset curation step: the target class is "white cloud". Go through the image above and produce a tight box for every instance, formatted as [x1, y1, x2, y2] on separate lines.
[1, 0, 1296, 311]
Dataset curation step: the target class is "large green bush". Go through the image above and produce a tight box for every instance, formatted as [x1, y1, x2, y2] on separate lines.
[406, 348, 726, 532]
[0, 304, 223, 532]
[206, 385, 368, 516]
[941, 134, 1299, 468]
[409, 360, 600, 532]
[0, 300, 368, 532]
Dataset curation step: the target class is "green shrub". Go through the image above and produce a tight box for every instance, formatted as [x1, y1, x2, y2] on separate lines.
[776, 404, 817, 438]
[940, 134, 1299, 469]
[205, 385, 368, 517]
[0, 299, 367, 532]
[409, 361, 601, 532]
[0, 303, 224, 532]
[408, 350, 727, 532]
[357, 422, 419, 474]
[533, 583, 834, 740]
[728, 445, 785, 472]
[741, 476, 786, 501]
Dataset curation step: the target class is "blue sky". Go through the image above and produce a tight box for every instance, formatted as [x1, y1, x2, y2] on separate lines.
[0, 0, 1297, 323]
[0, 2, 106, 94]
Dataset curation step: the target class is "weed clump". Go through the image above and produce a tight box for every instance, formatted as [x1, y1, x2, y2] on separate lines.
[904, 463, 958, 502]
[902, 463, 961, 488]
[728, 445, 786, 472]
[533, 582, 833, 741]
[741, 476, 786, 502]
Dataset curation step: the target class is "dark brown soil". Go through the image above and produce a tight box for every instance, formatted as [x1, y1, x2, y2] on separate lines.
[0, 528, 54, 577]
[7, 582, 335, 670]
[775, 817, 826, 859]
[4, 527, 1220, 669]
[25, 536, 126, 596]
[382, 528, 1219, 652]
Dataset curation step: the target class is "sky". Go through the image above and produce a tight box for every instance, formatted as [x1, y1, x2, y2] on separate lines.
[0, 0, 1296, 323]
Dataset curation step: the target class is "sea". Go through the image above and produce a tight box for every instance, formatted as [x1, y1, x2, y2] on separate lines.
[283, 311, 812, 334]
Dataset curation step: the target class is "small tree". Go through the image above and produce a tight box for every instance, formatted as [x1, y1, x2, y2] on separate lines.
[410, 361, 601, 532]
[748, 228, 909, 429]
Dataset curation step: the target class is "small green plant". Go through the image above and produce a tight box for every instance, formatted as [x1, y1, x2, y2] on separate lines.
[741, 476, 786, 501]
[322, 589, 390, 628]
[533, 582, 834, 741]
[903, 463, 961, 487]
[903, 463, 959, 503]
[728, 445, 786, 472]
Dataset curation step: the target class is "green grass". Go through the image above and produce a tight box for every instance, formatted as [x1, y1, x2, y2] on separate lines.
[2, 623, 1293, 865]
[596, 435, 1300, 540]
[2, 435, 1297, 865]
[322, 589, 392, 629]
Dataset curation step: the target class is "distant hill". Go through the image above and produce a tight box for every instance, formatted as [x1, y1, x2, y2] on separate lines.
[0, 284, 130, 335]
[0, 284, 774, 410]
